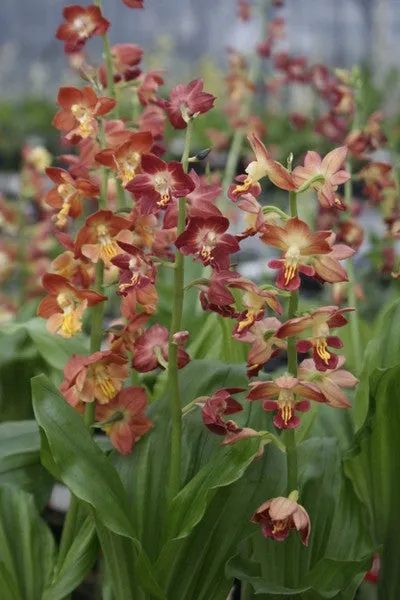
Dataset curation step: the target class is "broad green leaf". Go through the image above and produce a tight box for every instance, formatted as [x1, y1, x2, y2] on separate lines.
[2, 318, 88, 371]
[42, 515, 99, 600]
[165, 438, 261, 540]
[354, 298, 400, 430]
[0, 563, 22, 600]
[0, 484, 55, 600]
[113, 360, 278, 600]
[31, 374, 165, 600]
[344, 364, 400, 599]
[0, 421, 53, 509]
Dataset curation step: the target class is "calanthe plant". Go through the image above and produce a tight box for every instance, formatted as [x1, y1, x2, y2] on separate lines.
[3, 1, 400, 599]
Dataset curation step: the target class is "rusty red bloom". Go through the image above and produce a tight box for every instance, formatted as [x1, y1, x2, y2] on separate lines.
[60, 351, 129, 407]
[53, 86, 116, 143]
[126, 154, 195, 214]
[99, 43, 143, 88]
[233, 134, 296, 195]
[276, 306, 352, 371]
[74, 210, 132, 266]
[247, 375, 325, 429]
[175, 216, 240, 271]
[96, 386, 152, 455]
[45, 167, 100, 228]
[199, 388, 244, 435]
[163, 79, 216, 129]
[37, 273, 106, 338]
[131, 324, 190, 372]
[111, 241, 156, 296]
[261, 217, 332, 290]
[56, 5, 109, 54]
[251, 494, 311, 546]
[292, 146, 350, 209]
[233, 317, 286, 377]
[95, 131, 153, 186]
[298, 356, 357, 408]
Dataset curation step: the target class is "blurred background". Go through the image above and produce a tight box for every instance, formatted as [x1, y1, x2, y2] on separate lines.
[0, 0, 399, 172]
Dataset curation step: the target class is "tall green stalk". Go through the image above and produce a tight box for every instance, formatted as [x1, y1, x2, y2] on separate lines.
[284, 190, 299, 494]
[344, 162, 363, 375]
[167, 120, 193, 501]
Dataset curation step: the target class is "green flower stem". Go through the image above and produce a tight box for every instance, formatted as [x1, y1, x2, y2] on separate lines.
[284, 190, 299, 494]
[167, 119, 193, 501]
[344, 162, 363, 375]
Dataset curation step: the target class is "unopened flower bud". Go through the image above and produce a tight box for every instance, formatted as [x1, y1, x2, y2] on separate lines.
[173, 330, 189, 346]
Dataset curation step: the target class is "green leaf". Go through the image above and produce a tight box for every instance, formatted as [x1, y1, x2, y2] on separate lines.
[165, 438, 261, 541]
[31, 374, 165, 600]
[113, 360, 278, 600]
[0, 484, 55, 600]
[42, 515, 99, 600]
[344, 364, 400, 599]
[0, 421, 53, 509]
[0, 563, 22, 600]
[2, 318, 88, 371]
[354, 298, 400, 430]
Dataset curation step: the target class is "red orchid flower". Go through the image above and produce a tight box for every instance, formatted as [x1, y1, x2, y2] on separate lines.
[95, 131, 153, 186]
[131, 324, 190, 372]
[233, 317, 286, 377]
[37, 273, 106, 338]
[111, 241, 156, 296]
[51, 247, 93, 289]
[276, 306, 353, 371]
[60, 350, 129, 407]
[137, 70, 165, 106]
[261, 217, 332, 290]
[96, 386, 152, 455]
[74, 210, 132, 266]
[292, 146, 350, 209]
[53, 86, 116, 144]
[126, 154, 195, 214]
[45, 167, 100, 228]
[358, 162, 393, 204]
[77, 119, 133, 168]
[163, 170, 222, 229]
[233, 134, 296, 195]
[175, 216, 240, 271]
[99, 43, 143, 88]
[311, 237, 354, 283]
[298, 356, 357, 408]
[108, 308, 149, 355]
[251, 495, 311, 546]
[247, 375, 325, 429]
[199, 388, 244, 435]
[56, 5, 109, 54]
[163, 79, 216, 129]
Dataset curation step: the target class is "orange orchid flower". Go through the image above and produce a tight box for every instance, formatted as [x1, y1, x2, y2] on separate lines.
[95, 131, 153, 186]
[292, 146, 350, 209]
[37, 273, 107, 338]
[260, 217, 332, 290]
[53, 86, 116, 143]
[96, 386, 152, 455]
[276, 306, 353, 371]
[74, 210, 132, 266]
[45, 167, 100, 228]
[233, 134, 296, 195]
